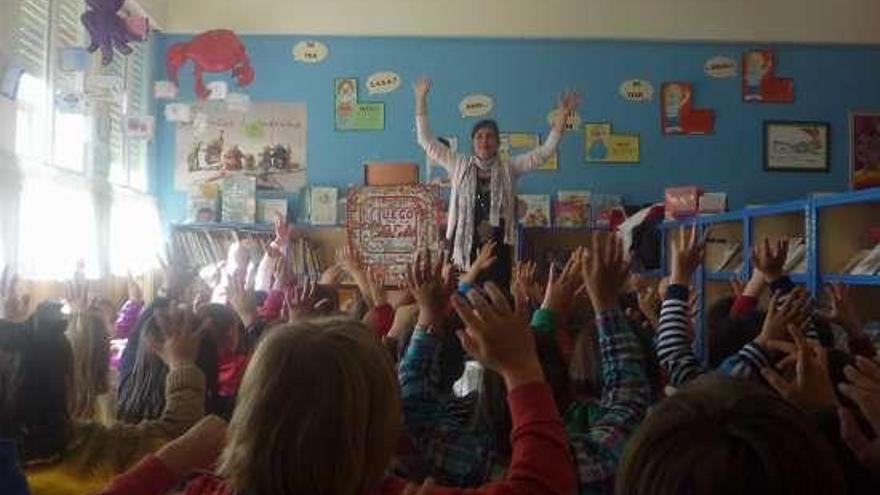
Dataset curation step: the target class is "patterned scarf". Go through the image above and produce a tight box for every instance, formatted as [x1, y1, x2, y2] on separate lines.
[448, 155, 515, 268]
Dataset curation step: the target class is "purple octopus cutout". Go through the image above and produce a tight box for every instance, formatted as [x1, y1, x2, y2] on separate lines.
[81, 0, 137, 65]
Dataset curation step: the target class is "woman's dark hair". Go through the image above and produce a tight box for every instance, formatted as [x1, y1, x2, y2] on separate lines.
[470, 119, 500, 141]
[116, 298, 220, 422]
[0, 308, 73, 463]
[616, 376, 846, 495]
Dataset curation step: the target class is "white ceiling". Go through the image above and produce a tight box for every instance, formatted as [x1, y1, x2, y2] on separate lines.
[139, 0, 880, 44]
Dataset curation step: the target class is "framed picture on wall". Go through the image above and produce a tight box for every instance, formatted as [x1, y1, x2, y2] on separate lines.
[850, 112, 880, 190]
[763, 121, 830, 172]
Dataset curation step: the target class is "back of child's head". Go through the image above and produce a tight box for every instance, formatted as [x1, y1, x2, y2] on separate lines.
[117, 299, 220, 422]
[66, 309, 111, 420]
[0, 312, 73, 463]
[218, 316, 400, 495]
[197, 303, 240, 352]
[706, 309, 763, 369]
[616, 376, 845, 495]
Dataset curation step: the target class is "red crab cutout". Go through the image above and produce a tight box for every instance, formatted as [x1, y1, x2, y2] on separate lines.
[166, 29, 254, 99]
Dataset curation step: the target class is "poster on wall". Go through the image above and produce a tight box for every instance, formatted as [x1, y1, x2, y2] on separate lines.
[742, 50, 794, 103]
[850, 112, 880, 190]
[499, 133, 557, 170]
[619, 79, 654, 102]
[347, 185, 440, 284]
[335, 78, 385, 130]
[584, 122, 640, 163]
[763, 121, 830, 172]
[174, 102, 307, 191]
[660, 82, 714, 135]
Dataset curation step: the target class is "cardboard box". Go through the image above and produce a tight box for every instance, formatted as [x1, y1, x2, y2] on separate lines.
[665, 186, 704, 220]
[364, 162, 419, 186]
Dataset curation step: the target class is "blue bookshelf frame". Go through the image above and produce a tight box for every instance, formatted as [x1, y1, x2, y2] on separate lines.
[660, 187, 880, 363]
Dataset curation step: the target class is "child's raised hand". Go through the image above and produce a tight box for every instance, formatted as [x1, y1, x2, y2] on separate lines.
[761, 323, 837, 412]
[670, 226, 706, 286]
[413, 78, 432, 99]
[819, 283, 862, 335]
[148, 304, 208, 369]
[578, 233, 631, 312]
[750, 237, 789, 283]
[755, 288, 810, 347]
[451, 282, 541, 389]
[404, 249, 444, 328]
[463, 241, 497, 284]
[838, 356, 880, 476]
[541, 252, 582, 315]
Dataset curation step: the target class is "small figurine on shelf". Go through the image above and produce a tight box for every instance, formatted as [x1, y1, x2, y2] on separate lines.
[269, 145, 291, 170]
[223, 145, 244, 171]
[204, 131, 224, 167]
[244, 153, 256, 170]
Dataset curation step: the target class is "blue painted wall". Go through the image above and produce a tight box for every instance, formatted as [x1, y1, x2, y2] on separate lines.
[152, 35, 880, 226]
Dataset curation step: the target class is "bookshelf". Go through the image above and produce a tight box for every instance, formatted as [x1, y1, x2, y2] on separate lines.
[660, 187, 880, 362]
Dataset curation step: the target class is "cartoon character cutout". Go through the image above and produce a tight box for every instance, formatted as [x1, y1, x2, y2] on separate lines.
[742, 50, 794, 103]
[336, 79, 356, 118]
[587, 125, 610, 161]
[744, 51, 770, 101]
[662, 83, 689, 134]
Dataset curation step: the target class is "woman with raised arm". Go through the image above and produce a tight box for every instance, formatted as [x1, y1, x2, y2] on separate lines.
[414, 78, 580, 289]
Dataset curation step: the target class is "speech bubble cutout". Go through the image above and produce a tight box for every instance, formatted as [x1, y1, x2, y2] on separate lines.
[619, 79, 654, 102]
[704, 56, 738, 78]
[547, 109, 582, 132]
[292, 41, 329, 63]
[459, 94, 494, 118]
[366, 71, 401, 95]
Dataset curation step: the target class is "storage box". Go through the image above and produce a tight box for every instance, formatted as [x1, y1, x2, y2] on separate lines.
[364, 162, 419, 186]
[699, 192, 728, 214]
[665, 186, 704, 220]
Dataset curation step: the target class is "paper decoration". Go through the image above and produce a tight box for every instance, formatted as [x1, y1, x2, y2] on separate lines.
[619, 79, 654, 102]
[309, 187, 339, 225]
[207, 81, 228, 100]
[366, 71, 401, 95]
[292, 40, 329, 63]
[81, 0, 140, 65]
[56, 71, 85, 93]
[125, 116, 155, 139]
[517, 195, 551, 227]
[850, 112, 880, 190]
[584, 123, 640, 164]
[256, 198, 288, 224]
[226, 92, 251, 112]
[764, 121, 830, 172]
[704, 56, 737, 78]
[555, 191, 591, 228]
[499, 133, 556, 170]
[59, 47, 90, 72]
[334, 78, 384, 131]
[154, 80, 178, 99]
[347, 185, 440, 285]
[1, 65, 25, 100]
[221, 175, 257, 223]
[85, 74, 123, 101]
[547, 109, 582, 132]
[124, 16, 150, 41]
[167, 30, 254, 99]
[175, 102, 307, 192]
[55, 91, 86, 113]
[660, 82, 714, 135]
[165, 103, 193, 123]
[742, 49, 794, 103]
[426, 136, 458, 187]
[459, 94, 493, 118]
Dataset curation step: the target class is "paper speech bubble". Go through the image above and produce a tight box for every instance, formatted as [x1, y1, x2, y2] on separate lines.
[547, 109, 582, 132]
[704, 56, 738, 78]
[619, 79, 654, 102]
[459, 94, 494, 118]
[366, 71, 401, 95]
[292, 41, 329, 63]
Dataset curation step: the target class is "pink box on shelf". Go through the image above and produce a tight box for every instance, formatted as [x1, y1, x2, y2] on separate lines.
[665, 186, 704, 220]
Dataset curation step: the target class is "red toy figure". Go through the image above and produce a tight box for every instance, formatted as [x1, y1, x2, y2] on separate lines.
[166, 29, 254, 99]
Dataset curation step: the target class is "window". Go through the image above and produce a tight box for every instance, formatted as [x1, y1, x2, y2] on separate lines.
[8, 0, 159, 279]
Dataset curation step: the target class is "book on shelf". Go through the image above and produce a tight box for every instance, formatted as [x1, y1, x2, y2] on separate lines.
[593, 194, 623, 229]
[839, 249, 873, 274]
[221, 176, 256, 224]
[309, 187, 339, 225]
[517, 194, 551, 227]
[783, 237, 807, 273]
[851, 244, 880, 275]
[554, 191, 591, 228]
[256, 198, 288, 225]
[187, 183, 220, 223]
[715, 241, 742, 272]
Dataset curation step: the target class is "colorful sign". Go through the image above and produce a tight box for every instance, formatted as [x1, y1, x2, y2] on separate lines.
[704, 56, 738, 78]
[851, 112, 880, 190]
[742, 49, 794, 103]
[366, 71, 402, 95]
[459, 94, 493, 118]
[619, 79, 654, 102]
[584, 123, 640, 163]
[335, 78, 385, 131]
[292, 41, 329, 63]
